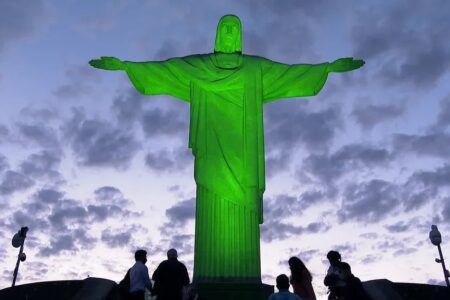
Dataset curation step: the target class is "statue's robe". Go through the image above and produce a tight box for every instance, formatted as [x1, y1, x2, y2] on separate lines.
[124, 54, 329, 282]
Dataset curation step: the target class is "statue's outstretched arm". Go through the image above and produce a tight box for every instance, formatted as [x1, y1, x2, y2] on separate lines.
[327, 57, 365, 73]
[89, 56, 125, 71]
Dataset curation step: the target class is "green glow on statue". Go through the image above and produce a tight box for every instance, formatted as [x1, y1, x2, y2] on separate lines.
[89, 15, 364, 285]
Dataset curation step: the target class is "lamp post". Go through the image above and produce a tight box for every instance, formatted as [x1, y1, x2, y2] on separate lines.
[11, 226, 28, 287]
[429, 225, 450, 287]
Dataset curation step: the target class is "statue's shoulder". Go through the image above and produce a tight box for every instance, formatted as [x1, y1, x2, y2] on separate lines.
[242, 54, 270, 64]
[182, 53, 213, 61]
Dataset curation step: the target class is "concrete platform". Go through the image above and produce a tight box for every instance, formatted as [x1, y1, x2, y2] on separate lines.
[1, 277, 449, 300]
[363, 279, 450, 300]
[194, 282, 274, 300]
[0, 277, 121, 300]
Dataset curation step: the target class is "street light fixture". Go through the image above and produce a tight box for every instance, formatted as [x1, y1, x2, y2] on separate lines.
[11, 226, 28, 287]
[429, 225, 450, 287]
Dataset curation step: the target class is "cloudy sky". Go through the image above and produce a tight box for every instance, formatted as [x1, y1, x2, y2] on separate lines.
[1, 0, 450, 297]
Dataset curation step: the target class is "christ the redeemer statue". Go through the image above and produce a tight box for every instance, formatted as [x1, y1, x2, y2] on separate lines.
[90, 15, 364, 285]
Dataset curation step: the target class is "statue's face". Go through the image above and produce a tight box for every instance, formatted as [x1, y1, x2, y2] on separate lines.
[215, 15, 242, 53]
[220, 19, 239, 48]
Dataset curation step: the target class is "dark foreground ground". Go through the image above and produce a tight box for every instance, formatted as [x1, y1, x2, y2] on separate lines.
[0, 277, 449, 300]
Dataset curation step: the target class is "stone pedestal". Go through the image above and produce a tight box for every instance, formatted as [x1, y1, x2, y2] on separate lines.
[195, 282, 274, 300]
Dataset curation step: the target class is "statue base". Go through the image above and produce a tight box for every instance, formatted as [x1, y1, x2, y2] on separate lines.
[194, 282, 274, 300]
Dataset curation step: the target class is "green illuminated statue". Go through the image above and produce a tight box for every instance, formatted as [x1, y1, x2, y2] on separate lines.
[90, 15, 364, 287]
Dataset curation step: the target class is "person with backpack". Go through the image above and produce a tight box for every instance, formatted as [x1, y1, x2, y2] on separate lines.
[152, 249, 190, 300]
[120, 249, 153, 300]
[337, 262, 369, 300]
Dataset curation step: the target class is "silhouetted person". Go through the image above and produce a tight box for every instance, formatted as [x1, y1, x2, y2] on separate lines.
[338, 262, 369, 300]
[129, 249, 153, 300]
[152, 248, 190, 300]
[269, 274, 301, 300]
[324, 251, 345, 299]
[288, 257, 316, 300]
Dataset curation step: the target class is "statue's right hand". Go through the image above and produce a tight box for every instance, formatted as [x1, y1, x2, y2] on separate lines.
[89, 56, 124, 70]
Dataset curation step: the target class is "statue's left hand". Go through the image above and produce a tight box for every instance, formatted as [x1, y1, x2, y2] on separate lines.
[89, 56, 125, 70]
[328, 57, 365, 73]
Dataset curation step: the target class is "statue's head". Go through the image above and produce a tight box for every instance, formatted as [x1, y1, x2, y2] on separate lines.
[214, 15, 242, 54]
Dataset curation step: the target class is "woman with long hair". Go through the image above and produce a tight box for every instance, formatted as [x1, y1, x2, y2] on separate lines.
[288, 256, 316, 300]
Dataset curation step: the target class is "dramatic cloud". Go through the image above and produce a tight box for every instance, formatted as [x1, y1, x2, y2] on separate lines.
[360, 254, 381, 265]
[94, 186, 129, 206]
[408, 164, 450, 190]
[440, 197, 450, 224]
[63, 109, 140, 169]
[0, 154, 8, 173]
[400, 187, 436, 213]
[264, 101, 342, 175]
[22, 262, 49, 282]
[112, 89, 147, 127]
[0, 1, 47, 52]
[263, 191, 328, 227]
[162, 233, 194, 255]
[20, 107, 59, 122]
[2, 186, 140, 257]
[352, 0, 450, 88]
[39, 229, 96, 257]
[165, 198, 196, 227]
[385, 221, 412, 233]
[0, 124, 10, 144]
[145, 147, 192, 172]
[261, 219, 329, 242]
[0, 170, 34, 195]
[265, 102, 342, 151]
[329, 243, 357, 259]
[101, 228, 133, 248]
[238, 0, 330, 19]
[338, 179, 401, 223]
[35, 188, 64, 204]
[285, 248, 320, 263]
[374, 239, 414, 256]
[48, 199, 90, 231]
[241, 15, 317, 61]
[154, 39, 186, 60]
[262, 195, 331, 243]
[16, 122, 60, 150]
[393, 132, 450, 160]
[87, 203, 133, 223]
[435, 95, 450, 129]
[10, 189, 64, 226]
[141, 106, 189, 138]
[263, 194, 299, 221]
[352, 103, 404, 130]
[301, 143, 392, 184]
[11, 210, 49, 231]
[53, 65, 101, 99]
[19, 150, 62, 181]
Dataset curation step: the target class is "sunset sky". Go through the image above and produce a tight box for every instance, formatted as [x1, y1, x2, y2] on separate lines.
[1, 0, 450, 298]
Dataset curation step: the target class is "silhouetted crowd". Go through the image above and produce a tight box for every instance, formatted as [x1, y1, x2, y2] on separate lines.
[119, 249, 369, 300]
[119, 248, 190, 300]
[270, 250, 369, 300]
